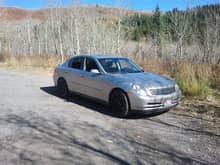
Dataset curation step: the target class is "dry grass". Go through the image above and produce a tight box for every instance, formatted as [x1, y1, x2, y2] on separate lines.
[0, 52, 7, 62]
[137, 57, 219, 97]
[10, 56, 59, 68]
[175, 63, 211, 97]
[0, 54, 62, 75]
[136, 57, 172, 76]
[210, 64, 220, 90]
[1, 54, 60, 68]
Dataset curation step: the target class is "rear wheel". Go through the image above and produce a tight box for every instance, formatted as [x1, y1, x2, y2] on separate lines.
[57, 78, 69, 98]
[110, 90, 130, 118]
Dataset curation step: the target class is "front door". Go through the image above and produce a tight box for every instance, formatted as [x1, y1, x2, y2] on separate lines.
[81, 57, 108, 101]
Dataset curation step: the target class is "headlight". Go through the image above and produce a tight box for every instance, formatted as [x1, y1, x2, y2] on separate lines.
[132, 84, 141, 90]
[131, 84, 148, 96]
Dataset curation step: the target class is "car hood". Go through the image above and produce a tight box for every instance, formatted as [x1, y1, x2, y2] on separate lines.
[112, 72, 175, 89]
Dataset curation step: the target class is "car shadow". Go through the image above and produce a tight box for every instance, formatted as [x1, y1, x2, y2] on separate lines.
[40, 86, 168, 119]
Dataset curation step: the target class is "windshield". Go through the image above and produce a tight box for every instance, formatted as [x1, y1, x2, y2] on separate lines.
[98, 58, 143, 74]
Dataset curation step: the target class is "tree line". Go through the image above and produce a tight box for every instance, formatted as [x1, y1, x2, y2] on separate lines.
[122, 3, 220, 64]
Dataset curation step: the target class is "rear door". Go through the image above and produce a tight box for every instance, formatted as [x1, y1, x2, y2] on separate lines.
[65, 57, 87, 94]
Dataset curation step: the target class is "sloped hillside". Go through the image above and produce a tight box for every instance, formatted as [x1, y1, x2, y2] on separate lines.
[0, 6, 152, 22]
[0, 7, 47, 21]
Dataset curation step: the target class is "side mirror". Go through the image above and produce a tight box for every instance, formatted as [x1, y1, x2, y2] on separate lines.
[90, 69, 101, 74]
[140, 67, 144, 72]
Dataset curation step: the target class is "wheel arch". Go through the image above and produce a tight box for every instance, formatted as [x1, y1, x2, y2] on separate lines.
[109, 88, 131, 109]
[57, 77, 67, 86]
[58, 77, 66, 82]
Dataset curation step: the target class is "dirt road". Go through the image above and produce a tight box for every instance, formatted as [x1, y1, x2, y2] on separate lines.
[0, 68, 219, 165]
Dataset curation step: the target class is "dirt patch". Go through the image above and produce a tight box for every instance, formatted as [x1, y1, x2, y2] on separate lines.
[176, 97, 220, 122]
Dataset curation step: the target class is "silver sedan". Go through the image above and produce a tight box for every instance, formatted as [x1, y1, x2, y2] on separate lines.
[53, 55, 181, 117]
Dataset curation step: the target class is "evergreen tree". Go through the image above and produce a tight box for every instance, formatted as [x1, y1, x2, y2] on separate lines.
[152, 4, 161, 37]
[152, 4, 162, 57]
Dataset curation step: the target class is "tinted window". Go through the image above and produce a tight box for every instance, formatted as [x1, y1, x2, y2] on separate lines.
[86, 58, 99, 72]
[70, 58, 84, 70]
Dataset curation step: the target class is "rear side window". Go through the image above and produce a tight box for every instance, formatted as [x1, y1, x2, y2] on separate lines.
[69, 57, 84, 70]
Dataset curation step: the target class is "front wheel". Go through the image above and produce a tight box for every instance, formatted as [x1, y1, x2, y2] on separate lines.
[57, 78, 69, 98]
[110, 90, 130, 118]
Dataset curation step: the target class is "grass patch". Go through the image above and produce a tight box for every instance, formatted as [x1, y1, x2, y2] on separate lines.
[0, 54, 64, 74]
[175, 63, 210, 97]
[137, 58, 216, 97]
[2, 55, 61, 69]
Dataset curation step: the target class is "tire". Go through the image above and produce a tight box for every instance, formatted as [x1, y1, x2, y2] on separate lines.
[110, 90, 130, 118]
[57, 78, 69, 98]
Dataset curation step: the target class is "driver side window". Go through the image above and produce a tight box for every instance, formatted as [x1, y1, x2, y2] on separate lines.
[86, 58, 99, 72]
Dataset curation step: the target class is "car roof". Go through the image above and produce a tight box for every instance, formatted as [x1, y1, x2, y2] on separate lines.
[74, 54, 127, 59]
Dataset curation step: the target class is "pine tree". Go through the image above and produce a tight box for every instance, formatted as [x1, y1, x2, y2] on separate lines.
[152, 4, 162, 57]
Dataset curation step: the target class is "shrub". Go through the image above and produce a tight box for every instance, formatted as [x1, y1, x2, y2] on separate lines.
[175, 63, 210, 97]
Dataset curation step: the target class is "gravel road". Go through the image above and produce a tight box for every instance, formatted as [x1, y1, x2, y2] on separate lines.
[0, 68, 219, 165]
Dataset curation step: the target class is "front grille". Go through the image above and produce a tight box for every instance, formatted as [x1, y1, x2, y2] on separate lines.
[150, 86, 175, 95]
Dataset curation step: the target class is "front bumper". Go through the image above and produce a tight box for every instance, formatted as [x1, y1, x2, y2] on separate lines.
[128, 91, 181, 111]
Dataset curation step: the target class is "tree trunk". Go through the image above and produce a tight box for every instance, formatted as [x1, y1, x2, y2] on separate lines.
[74, 18, 80, 55]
